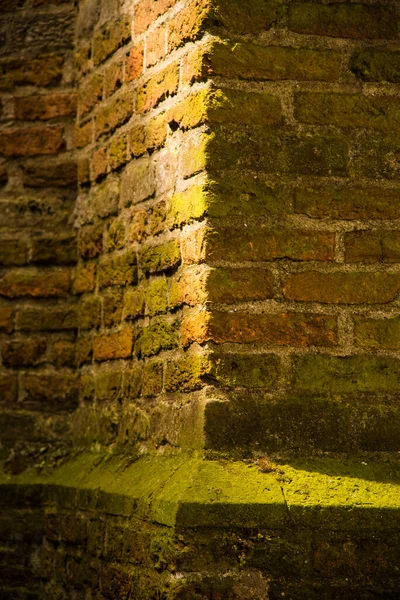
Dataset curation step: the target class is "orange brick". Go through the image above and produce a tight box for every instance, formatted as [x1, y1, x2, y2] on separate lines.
[104, 58, 124, 98]
[136, 63, 179, 113]
[134, 0, 177, 35]
[0, 126, 65, 157]
[14, 93, 77, 121]
[93, 328, 134, 361]
[125, 42, 144, 82]
[168, 0, 209, 52]
[146, 25, 167, 68]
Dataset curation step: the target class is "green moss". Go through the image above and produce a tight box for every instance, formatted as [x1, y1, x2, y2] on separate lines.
[145, 278, 168, 316]
[140, 241, 181, 275]
[135, 316, 179, 357]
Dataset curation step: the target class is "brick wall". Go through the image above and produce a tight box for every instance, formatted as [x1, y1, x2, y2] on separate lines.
[0, 0, 78, 473]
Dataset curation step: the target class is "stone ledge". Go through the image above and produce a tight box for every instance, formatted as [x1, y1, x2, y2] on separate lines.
[1, 453, 400, 531]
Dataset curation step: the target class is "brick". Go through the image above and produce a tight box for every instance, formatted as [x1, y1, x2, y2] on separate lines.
[0, 269, 71, 298]
[141, 361, 163, 397]
[14, 93, 77, 121]
[108, 132, 129, 171]
[98, 249, 137, 288]
[0, 56, 64, 88]
[95, 90, 132, 139]
[123, 288, 145, 321]
[295, 92, 400, 133]
[96, 369, 122, 403]
[140, 240, 181, 274]
[125, 42, 144, 82]
[0, 126, 65, 157]
[22, 160, 77, 188]
[145, 112, 168, 150]
[120, 159, 155, 206]
[212, 0, 284, 35]
[74, 42, 92, 78]
[206, 267, 275, 304]
[354, 317, 400, 350]
[293, 354, 400, 395]
[0, 307, 13, 334]
[31, 235, 77, 265]
[210, 41, 342, 82]
[181, 225, 208, 264]
[146, 25, 166, 67]
[91, 176, 119, 218]
[182, 310, 337, 347]
[181, 44, 210, 87]
[211, 352, 281, 389]
[352, 133, 400, 180]
[283, 271, 400, 304]
[180, 130, 208, 179]
[136, 63, 180, 113]
[146, 277, 168, 315]
[74, 120, 93, 149]
[134, 0, 177, 35]
[79, 296, 101, 330]
[23, 373, 78, 412]
[106, 217, 126, 252]
[294, 186, 400, 220]
[135, 316, 179, 356]
[129, 208, 148, 243]
[351, 49, 400, 83]
[345, 231, 400, 263]
[288, 3, 398, 39]
[169, 266, 208, 308]
[78, 157, 90, 185]
[207, 228, 335, 262]
[0, 373, 18, 404]
[17, 307, 77, 331]
[73, 263, 96, 294]
[79, 223, 103, 259]
[124, 366, 142, 399]
[93, 328, 134, 361]
[78, 74, 103, 117]
[104, 58, 124, 98]
[103, 287, 123, 327]
[168, 0, 209, 52]
[164, 355, 208, 392]
[129, 123, 147, 157]
[93, 15, 131, 66]
[0, 240, 27, 266]
[91, 146, 108, 180]
[2, 339, 46, 368]
[51, 340, 75, 368]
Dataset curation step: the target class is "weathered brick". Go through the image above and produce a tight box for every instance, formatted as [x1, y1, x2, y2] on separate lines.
[146, 25, 167, 68]
[106, 217, 126, 252]
[79, 223, 103, 259]
[288, 3, 398, 39]
[51, 340, 75, 368]
[134, 0, 177, 35]
[125, 42, 144, 82]
[74, 120, 93, 149]
[124, 365, 142, 399]
[0, 126, 65, 157]
[210, 41, 342, 82]
[0, 307, 13, 334]
[78, 74, 103, 116]
[123, 288, 145, 321]
[129, 123, 147, 157]
[294, 186, 400, 220]
[31, 235, 77, 265]
[352, 133, 400, 180]
[351, 49, 400, 83]
[169, 266, 208, 308]
[102, 287, 123, 327]
[293, 354, 400, 395]
[140, 240, 181, 275]
[168, 0, 209, 52]
[108, 132, 129, 171]
[0, 269, 71, 298]
[91, 176, 119, 218]
[120, 159, 155, 206]
[207, 267, 275, 304]
[15, 93, 77, 121]
[73, 263, 96, 294]
[96, 369, 122, 403]
[98, 250, 137, 288]
[135, 316, 179, 356]
[146, 277, 168, 315]
[354, 317, 400, 350]
[182, 309, 338, 347]
[104, 58, 124, 98]
[129, 208, 148, 243]
[2, 339, 46, 368]
[0, 56, 64, 88]
[93, 16, 131, 66]
[23, 373, 78, 412]
[0, 240, 27, 266]
[164, 354, 208, 392]
[207, 228, 335, 262]
[91, 146, 108, 180]
[141, 361, 163, 397]
[145, 112, 168, 150]
[22, 159, 77, 188]
[295, 92, 400, 132]
[0, 373, 18, 404]
[96, 90, 132, 139]
[345, 231, 400, 263]
[93, 327, 134, 361]
[79, 296, 101, 330]
[17, 307, 77, 331]
[211, 352, 281, 389]
[181, 44, 209, 87]
[136, 63, 180, 113]
[212, 0, 284, 35]
[283, 271, 400, 304]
